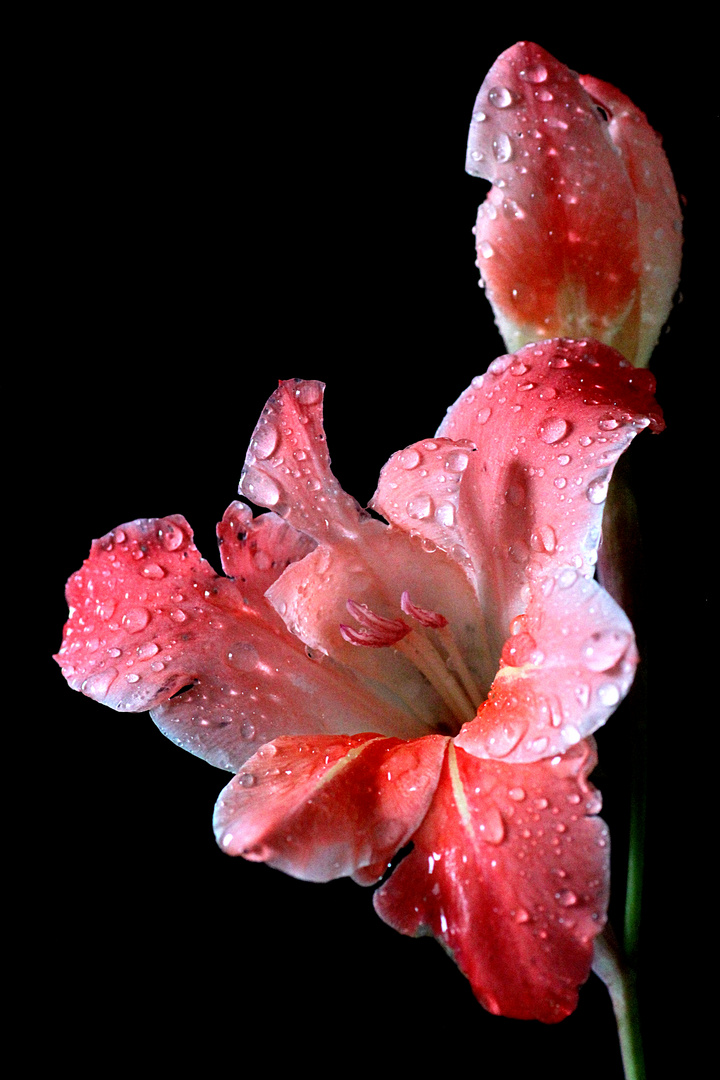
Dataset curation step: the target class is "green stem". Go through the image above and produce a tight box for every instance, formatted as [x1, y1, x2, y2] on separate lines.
[593, 927, 645, 1080]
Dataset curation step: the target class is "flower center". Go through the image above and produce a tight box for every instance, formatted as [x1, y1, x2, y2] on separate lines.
[340, 591, 484, 730]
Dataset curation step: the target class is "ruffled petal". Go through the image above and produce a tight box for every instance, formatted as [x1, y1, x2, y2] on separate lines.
[55, 507, 416, 772]
[213, 732, 447, 883]
[240, 379, 367, 542]
[374, 740, 608, 1022]
[466, 42, 642, 359]
[436, 338, 663, 648]
[579, 74, 682, 367]
[455, 575, 637, 762]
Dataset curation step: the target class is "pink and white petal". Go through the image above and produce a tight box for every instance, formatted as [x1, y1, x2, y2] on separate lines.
[370, 437, 478, 575]
[374, 740, 608, 1022]
[467, 42, 640, 358]
[214, 733, 447, 883]
[216, 500, 316, 603]
[240, 380, 366, 543]
[266, 521, 491, 730]
[55, 511, 409, 772]
[437, 339, 663, 642]
[579, 75, 682, 368]
[455, 576, 637, 763]
[55, 514, 226, 712]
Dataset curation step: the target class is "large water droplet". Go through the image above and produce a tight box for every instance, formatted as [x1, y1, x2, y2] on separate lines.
[556, 889, 578, 907]
[407, 493, 433, 520]
[226, 642, 260, 671]
[141, 561, 165, 580]
[520, 62, 548, 83]
[597, 682, 620, 706]
[252, 421, 279, 460]
[479, 240, 495, 258]
[582, 629, 630, 672]
[479, 806, 505, 844]
[488, 85, 514, 108]
[295, 382, 323, 405]
[82, 668, 118, 700]
[587, 476, 609, 504]
[446, 450, 469, 472]
[136, 641, 159, 660]
[159, 523, 184, 551]
[477, 407, 492, 425]
[538, 417, 569, 444]
[486, 717, 528, 757]
[122, 607, 150, 633]
[399, 448, 421, 470]
[492, 133, 513, 163]
[243, 466, 280, 507]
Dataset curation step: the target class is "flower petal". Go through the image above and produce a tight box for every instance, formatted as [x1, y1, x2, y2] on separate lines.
[578, 74, 682, 367]
[374, 740, 608, 1022]
[455, 575, 637, 762]
[55, 506, 415, 771]
[240, 379, 367, 542]
[436, 338, 663, 647]
[466, 42, 642, 359]
[213, 732, 447, 883]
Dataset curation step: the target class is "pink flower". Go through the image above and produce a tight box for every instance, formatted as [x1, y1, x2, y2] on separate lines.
[55, 337, 663, 1021]
[467, 42, 682, 367]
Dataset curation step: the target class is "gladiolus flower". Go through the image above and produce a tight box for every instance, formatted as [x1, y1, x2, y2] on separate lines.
[55, 337, 663, 1022]
[466, 42, 682, 367]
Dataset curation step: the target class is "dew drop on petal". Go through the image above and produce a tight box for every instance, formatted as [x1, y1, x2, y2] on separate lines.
[556, 889, 578, 907]
[520, 62, 548, 83]
[159, 524, 184, 551]
[399, 448, 421, 470]
[538, 417, 569, 444]
[479, 806, 505, 845]
[407, 493, 433, 520]
[488, 85, 514, 108]
[492, 133, 513, 163]
[295, 382, 323, 405]
[82, 668, 118, 700]
[122, 607, 150, 633]
[252, 422, 279, 460]
[582, 629, 631, 672]
[226, 643, 260, 671]
[587, 477, 609, 504]
[597, 682, 621, 706]
[243, 466, 281, 507]
[477, 407, 492, 425]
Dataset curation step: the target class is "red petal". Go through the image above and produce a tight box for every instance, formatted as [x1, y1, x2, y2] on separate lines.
[467, 42, 641, 358]
[436, 339, 663, 650]
[240, 379, 366, 542]
[374, 740, 608, 1022]
[213, 732, 447, 883]
[55, 506, 414, 771]
[579, 74, 682, 367]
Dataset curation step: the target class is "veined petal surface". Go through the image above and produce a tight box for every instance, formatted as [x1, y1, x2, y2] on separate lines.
[374, 740, 608, 1022]
[214, 732, 447, 883]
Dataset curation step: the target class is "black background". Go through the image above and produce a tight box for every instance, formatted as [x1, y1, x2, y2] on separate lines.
[34, 13, 705, 1077]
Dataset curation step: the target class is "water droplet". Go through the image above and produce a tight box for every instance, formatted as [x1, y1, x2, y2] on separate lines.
[508, 787, 526, 802]
[141, 561, 165, 579]
[446, 450, 469, 472]
[554, 477, 567, 489]
[170, 609, 187, 623]
[473, 110, 486, 122]
[399, 448, 421, 470]
[582, 629, 630, 672]
[435, 503, 455, 527]
[479, 240, 495, 258]
[241, 720, 256, 740]
[252, 421, 279, 460]
[226, 642, 260, 671]
[510, 361, 529, 376]
[520, 62, 548, 83]
[150, 660, 165, 671]
[597, 682, 621, 706]
[239, 773, 256, 788]
[587, 476, 609, 504]
[243, 466, 280, 507]
[557, 454, 571, 466]
[136, 641, 159, 660]
[126, 672, 140, 683]
[486, 717, 528, 757]
[159, 524, 184, 551]
[556, 889, 578, 907]
[82, 668, 118, 700]
[295, 382, 323, 405]
[514, 907, 530, 923]
[501, 632, 537, 667]
[488, 85, 514, 108]
[538, 417, 569, 444]
[407, 493, 433, 520]
[536, 88, 553, 102]
[122, 607, 150, 633]
[563, 725, 581, 745]
[599, 417, 620, 430]
[492, 132, 512, 163]
[558, 569, 577, 589]
[477, 407, 492, 425]
[479, 806, 505, 844]
[97, 600, 116, 621]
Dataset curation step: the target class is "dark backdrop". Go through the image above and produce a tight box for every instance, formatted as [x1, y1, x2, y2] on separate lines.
[37, 15, 704, 1078]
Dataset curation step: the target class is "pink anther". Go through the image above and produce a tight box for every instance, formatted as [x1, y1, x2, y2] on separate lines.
[400, 591, 448, 629]
[340, 600, 411, 647]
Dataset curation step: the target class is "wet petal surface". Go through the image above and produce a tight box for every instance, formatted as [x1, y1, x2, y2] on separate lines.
[214, 732, 447, 883]
[374, 740, 608, 1022]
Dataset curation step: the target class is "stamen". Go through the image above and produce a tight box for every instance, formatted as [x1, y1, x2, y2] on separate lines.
[401, 591, 448, 628]
[341, 600, 410, 648]
[396, 634, 477, 724]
